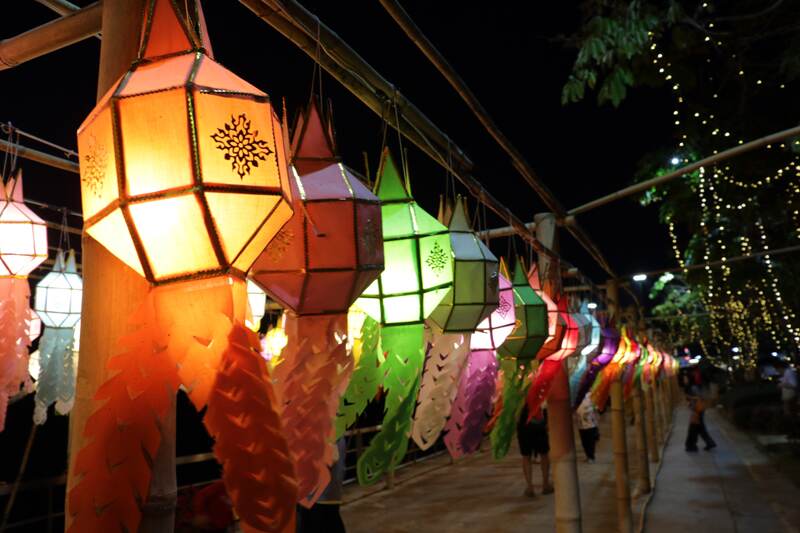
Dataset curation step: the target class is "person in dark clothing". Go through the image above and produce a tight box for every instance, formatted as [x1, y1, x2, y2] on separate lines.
[296, 438, 347, 533]
[517, 403, 553, 497]
[685, 390, 716, 452]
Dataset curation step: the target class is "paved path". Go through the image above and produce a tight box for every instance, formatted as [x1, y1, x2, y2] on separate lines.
[339, 402, 800, 533]
[643, 406, 800, 533]
[341, 411, 654, 533]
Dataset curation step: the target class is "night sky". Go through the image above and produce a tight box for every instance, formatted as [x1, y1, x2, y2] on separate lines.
[2, 1, 676, 296]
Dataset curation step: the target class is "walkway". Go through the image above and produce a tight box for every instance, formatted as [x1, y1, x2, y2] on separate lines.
[339, 404, 800, 533]
[341, 412, 654, 533]
[644, 406, 800, 533]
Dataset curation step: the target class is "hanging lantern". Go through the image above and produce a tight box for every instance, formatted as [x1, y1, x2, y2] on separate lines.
[414, 197, 498, 452]
[569, 303, 601, 407]
[496, 258, 548, 360]
[591, 326, 631, 410]
[355, 149, 453, 485]
[527, 263, 565, 361]
[68, 2, 296, 532]
[442, 271, 514, 457]
[0, 170, 48, 431]
[251, 163, 382, 314]
[576, 322, 620, 407]
[250, 97, 383, 505]
[428, 197, 498, 333]
[32, 249, 82, 424]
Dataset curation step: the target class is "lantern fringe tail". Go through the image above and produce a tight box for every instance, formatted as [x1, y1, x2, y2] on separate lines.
[33, 327, 76, 424]
[444, 349, 499, 459]
[0, 278, 33, 431]
[483, 368, 505, 435]
[67, 298, 178, 533]
[526, 358, 563, 419]
[205, 323, 298, 533]
[623, 362, 638, 400]
[273, 313, 352, 508]
[410, 331, 469, 450]
[574, 360, 607, 411]
[591, 364, 622, 412]
[490, 360, 530, 460]
[335, 316, 381, 439]
[356, 323, 425, 486]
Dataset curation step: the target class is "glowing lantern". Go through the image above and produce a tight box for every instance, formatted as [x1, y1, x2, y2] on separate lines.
[575, 323, 620, 407]
[356, 149, 453, 485]
[0, 170, 48, 431]
[68, 2, 296, 531]
[471, 272, 516, 351]
[251, 163, 382, 314]
[496, 258, 548, 360]
[31, 250, 82, 424]
[76, 7, 292, 284]
[569, 304, 601, 407]
[528, 263, 565, 361]
[591, 326, 632, 410]
[356, 149, 452, 325]
[428, 197, 498, 332]
[35, 250, 83, 328]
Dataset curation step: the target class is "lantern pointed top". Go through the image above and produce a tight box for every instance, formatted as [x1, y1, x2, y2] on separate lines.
[4, 169, 23, 203]
[139, 0, 206, 61]
[52, 250, 66, 272]
[447, 196, 471, 232]
[498, 256, 510, 280]
[511, 256, 528, 286]
[65, 249, 78, 274]
[291, 96, 337, 173]
[374, 149, 411, 201]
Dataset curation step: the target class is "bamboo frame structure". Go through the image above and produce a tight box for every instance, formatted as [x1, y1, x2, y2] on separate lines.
[632, 383, 651, 495]
[610, 380, 633, 533]
[644, 382, 659, 463]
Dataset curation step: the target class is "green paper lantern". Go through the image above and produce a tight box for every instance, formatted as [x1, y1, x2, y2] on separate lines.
[356, 150, 453, 325]
[428, 197, 499, 333]
[496, 257, 548, 360]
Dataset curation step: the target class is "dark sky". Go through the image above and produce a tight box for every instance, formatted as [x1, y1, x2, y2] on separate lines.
[1, 1, 675, 296]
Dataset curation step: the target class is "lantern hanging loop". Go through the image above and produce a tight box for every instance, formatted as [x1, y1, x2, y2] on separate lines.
[1, 122, 20, 179]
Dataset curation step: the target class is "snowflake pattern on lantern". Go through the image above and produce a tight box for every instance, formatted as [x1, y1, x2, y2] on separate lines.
[267, 227, 294, 263]
[425, 242, 448, 274]
[81, 135, 107, 197]
[211, 113, 273, 179]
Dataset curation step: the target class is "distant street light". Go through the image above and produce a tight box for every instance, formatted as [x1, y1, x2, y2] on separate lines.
[670, 156, 681, 165]
[732, 346, 740, 353]
[632, 274, 647, 282]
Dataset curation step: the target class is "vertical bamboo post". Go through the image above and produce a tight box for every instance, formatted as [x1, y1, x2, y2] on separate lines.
[606, 279, 632, 533]
[536, 213, 581, 533]
[66, 2, 177, 531]
[644, 382, 659, 463]
[652, 379, 664, 445]
[610, 380, 633, 533]
[631, 383, 651, 496]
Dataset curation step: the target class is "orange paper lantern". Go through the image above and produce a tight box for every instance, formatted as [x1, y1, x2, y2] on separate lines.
[77, 1, 292, 284]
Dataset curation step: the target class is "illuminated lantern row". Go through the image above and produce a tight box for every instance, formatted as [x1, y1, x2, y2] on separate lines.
[356, 149, 453, 485]
[252, 96, 383, 506]
[0, 170, 47, 431]
[496, 258, 548, 360]
[32, 250, 82, 424]
[428, 197, 499, 333]
[69, 2, 296, 531]
[441, 271, 515, 458]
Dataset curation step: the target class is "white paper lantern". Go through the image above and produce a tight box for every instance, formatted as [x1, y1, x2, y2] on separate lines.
[35, 249, 82, 328]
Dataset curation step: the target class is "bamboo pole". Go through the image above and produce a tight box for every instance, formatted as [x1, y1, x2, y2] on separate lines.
[610, 380, 633, 533]
[0, 2, 100, 70]
[652, 380, 664, 445]
[537, 213, 581, 533]
[644, 383, 659, 463]
[65, 2, 175, 532]
[631, 383, 651, 496]
[549, 366, 582, 533]
[0, 139, 79, 173]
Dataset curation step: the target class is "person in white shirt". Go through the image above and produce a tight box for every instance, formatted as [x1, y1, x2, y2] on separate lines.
[575, 395, 600, 463]
[780, 363, 798, 417]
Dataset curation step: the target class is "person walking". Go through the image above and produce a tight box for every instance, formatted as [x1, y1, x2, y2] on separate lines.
[575, 395, 600, 463]
[779, 362, 798, 419]
[685, 387, 716, 452]
[517, 403, 553, 497]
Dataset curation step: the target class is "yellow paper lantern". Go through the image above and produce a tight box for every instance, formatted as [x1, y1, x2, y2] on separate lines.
[76, 4, 292, 283]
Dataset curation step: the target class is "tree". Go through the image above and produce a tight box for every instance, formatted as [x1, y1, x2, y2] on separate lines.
[562, 0, 800, 365]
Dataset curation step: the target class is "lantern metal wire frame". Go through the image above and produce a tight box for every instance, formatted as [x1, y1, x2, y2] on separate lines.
[77, 0, 293, 284]
[428, 196, 499, 333]
[496, 257, 548, 360]
[357, 149, 453, 326]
